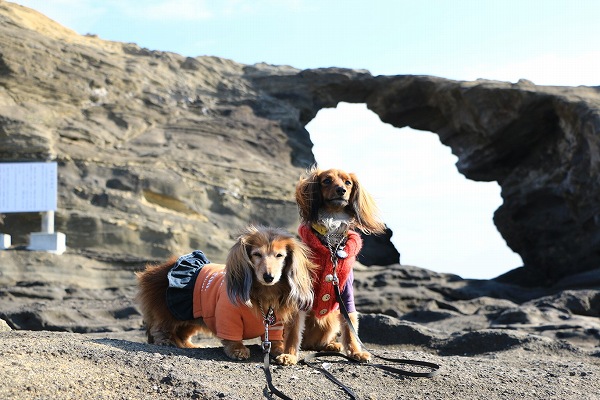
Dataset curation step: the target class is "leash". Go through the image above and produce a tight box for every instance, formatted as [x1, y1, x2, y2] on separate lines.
[260, 229, 440, 399]
[331, 282, 441, 378]
[321, 231, 441, 379]
[259, 300, 360, 399]
[260, 305, 294, 400]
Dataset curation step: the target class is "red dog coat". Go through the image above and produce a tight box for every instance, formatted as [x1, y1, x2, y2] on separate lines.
[298, 224, 362, 317]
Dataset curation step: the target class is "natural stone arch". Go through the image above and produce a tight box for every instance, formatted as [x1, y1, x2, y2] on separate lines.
[248, 67, 600, 285]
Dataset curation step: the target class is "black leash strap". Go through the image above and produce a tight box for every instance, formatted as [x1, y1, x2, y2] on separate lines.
[261, 232, 440, 399]
[300, 353, 358, 399]
[263, 352, 293, 400]
[260, 306, 295, 400]
[332, 282, 441, 378]
[323, 235, 441, 379]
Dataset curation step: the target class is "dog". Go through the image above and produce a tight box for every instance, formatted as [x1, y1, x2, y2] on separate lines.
[136, 225, 316, 364]
[295, 166, 386, 362]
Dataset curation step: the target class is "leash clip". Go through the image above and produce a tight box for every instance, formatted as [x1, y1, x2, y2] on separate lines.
[262, 339, 272, 353]
[262, 321, 272, 353]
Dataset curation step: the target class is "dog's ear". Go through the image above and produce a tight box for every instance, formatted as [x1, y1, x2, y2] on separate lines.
[284, 239, 315, 311]
[296, 166, 322, 223]
[348, 173, 386, 235]
[226, 233, 254, 306]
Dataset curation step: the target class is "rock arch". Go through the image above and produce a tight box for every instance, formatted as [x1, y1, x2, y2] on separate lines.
[248, 67, 600, 285]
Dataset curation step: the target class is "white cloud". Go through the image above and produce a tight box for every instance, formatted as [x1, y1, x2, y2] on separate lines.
[221, 0, 307, 15]
[462, 52, 600, 86]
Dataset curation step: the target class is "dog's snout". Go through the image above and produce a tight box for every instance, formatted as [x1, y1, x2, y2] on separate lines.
[335, 186, 347, 195]
[263, 272, 274, 283]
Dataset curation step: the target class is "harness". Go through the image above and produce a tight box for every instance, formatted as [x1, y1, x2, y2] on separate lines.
[260, 229, 441, 399]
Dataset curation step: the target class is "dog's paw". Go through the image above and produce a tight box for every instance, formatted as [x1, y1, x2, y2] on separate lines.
[274, 353, 298, 366]
[348, 350, 371, 363]
[148, 331, 175, 347]
[227, 346, 251, 360]
[179, 340, 200, 349]
[223, 341, 251, 360]
[323, 342, 344, 353]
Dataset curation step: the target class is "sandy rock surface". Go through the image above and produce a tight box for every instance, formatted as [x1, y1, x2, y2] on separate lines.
[0, 330, 598, 400]
[1, 251, 599, 399]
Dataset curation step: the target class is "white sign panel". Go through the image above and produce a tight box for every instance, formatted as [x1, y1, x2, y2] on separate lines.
[0, 162, 57, 213]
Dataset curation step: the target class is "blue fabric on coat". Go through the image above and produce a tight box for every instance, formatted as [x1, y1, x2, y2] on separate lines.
[166, 250, 211, 320]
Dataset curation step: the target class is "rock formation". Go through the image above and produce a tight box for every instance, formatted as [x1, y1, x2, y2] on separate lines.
[248, 70, 600, 285]
[0, 2, 400, 266]
[1, 2, 600, 283]
[0, 3, 314, 263]
[1, 251, 599, 354]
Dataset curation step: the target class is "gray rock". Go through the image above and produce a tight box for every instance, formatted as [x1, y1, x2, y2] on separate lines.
[249, 70, 600, 286]
[0, 319, 11, 332]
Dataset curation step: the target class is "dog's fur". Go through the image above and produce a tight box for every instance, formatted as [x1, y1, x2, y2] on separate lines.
[136, 225, 316, 364]
[296, 166, 386, 361]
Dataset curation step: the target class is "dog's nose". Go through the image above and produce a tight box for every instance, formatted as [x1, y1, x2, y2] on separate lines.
[263, 273, 274, 283]
[335, 186, 346, 195]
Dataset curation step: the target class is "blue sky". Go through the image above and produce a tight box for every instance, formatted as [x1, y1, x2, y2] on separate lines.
[14, 1, 600, 278]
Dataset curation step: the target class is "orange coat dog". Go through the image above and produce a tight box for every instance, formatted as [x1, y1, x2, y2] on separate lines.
[136, 226, 316, 364]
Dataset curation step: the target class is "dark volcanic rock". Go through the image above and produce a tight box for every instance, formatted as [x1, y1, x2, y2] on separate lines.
[3, 252, 599, 353]
[358, 227, 400, 266]
[249, 71, 600, 284]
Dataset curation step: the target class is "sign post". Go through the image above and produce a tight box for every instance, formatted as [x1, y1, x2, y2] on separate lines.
[0, 162, 66, 254]
[0, 233, 9, 249]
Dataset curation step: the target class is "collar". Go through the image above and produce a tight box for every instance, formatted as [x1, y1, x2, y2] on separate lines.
[311, 222, 329, 236]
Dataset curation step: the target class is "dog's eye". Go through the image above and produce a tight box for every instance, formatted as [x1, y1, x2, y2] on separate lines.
[275, 253, 284, 258]
[322, 177, 332, 185]
[345, 180, 352, 186]
[251, 251, 262, 258]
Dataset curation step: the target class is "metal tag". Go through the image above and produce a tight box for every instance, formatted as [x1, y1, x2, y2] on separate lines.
[265, 308, 276, 325]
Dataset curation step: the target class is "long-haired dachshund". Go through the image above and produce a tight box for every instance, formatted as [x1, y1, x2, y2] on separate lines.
[295, 166, 386, 362]
[136, 225, 316, 364]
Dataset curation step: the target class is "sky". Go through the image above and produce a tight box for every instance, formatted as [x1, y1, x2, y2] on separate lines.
[13, 0, 600, 279]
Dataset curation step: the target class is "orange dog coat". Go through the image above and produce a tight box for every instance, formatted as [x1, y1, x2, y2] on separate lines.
[191, 264, 284, 341]
[166, 251, 283, 342]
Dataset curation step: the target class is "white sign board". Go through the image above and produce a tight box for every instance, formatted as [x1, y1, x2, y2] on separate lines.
[0, 162, 57, 213]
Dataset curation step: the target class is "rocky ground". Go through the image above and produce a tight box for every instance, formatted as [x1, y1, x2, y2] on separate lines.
[1, 330, 598, 400]
[1, 250, 599, 399]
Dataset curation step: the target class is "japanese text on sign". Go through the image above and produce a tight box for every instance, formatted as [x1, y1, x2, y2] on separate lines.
[0, 162, 57, 213]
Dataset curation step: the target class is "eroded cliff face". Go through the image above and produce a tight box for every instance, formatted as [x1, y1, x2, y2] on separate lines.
[0, 3, 400, 265]
[0, 3, 313, 262]
[1, 2, 599, 283]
